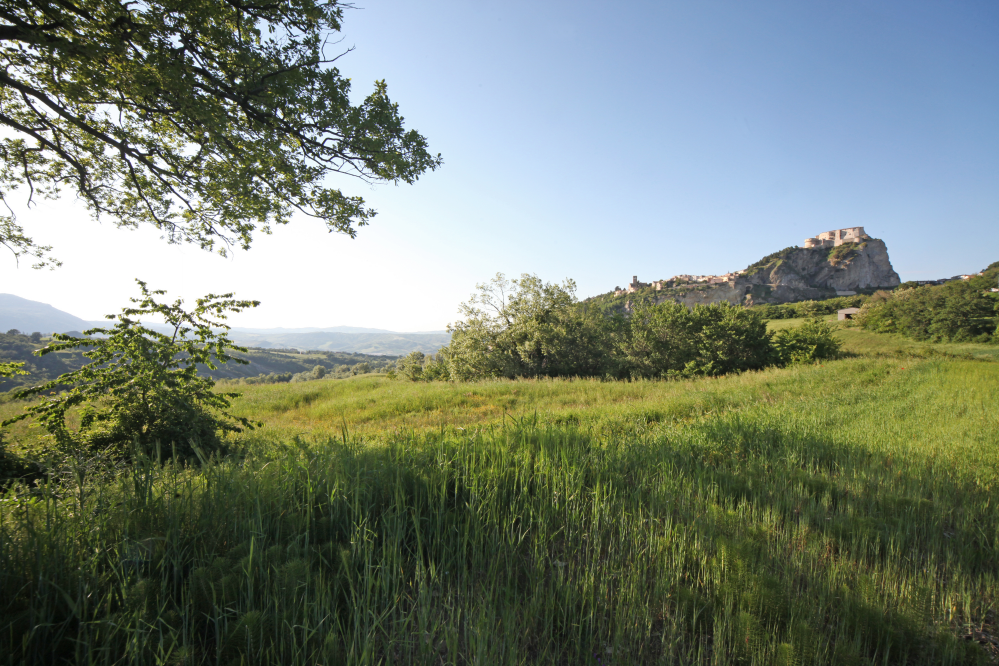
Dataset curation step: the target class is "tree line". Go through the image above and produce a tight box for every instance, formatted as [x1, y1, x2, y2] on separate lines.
[395, 274, 842, 382]
[222, 362, 376, 385]
[854, 262, 999, 343]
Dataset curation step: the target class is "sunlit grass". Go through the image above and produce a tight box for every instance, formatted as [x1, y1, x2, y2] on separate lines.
[768, 316, 999, 360]
[2, 320, 998, 664]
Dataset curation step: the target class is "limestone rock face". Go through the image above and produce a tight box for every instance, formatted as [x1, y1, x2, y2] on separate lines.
[740, 239, 900, 302]
[755, 240, 898, 290]
[614, 237, 901, 313]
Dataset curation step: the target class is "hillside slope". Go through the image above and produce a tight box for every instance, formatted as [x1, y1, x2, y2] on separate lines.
[0, 294, 90, 334]
[0, 330, 398, 393]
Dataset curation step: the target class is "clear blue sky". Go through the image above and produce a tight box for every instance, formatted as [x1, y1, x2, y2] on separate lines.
[4, 0, 997, 330]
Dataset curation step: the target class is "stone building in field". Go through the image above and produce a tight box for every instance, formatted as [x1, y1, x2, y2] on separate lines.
[837, 307, 861, 320]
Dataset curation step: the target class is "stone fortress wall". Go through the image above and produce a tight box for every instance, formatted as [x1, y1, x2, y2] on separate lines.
[802, 227, 866, 248]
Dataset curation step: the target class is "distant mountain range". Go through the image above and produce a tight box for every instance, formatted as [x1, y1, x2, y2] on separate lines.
[0, 293, 449, 356]
[228, 330, 450, 355]
[0, 293, 91, 334]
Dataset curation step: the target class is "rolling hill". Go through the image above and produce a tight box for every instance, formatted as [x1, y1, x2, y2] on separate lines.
[0, 293, 450, 356]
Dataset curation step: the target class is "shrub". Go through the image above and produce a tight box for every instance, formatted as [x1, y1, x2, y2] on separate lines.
[396, 351, 425, 381]
[623, 301, 772, 378]
[855, 280, 998, 343]
[396, 352, 449, 381]
[421, 354, 449, 381]
[771, 317, 843, 364]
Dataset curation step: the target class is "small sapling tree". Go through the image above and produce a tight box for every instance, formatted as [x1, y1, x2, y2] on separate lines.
[2, 280, 259, 460]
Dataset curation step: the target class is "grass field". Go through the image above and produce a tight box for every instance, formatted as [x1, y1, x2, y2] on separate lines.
[768, 316, 999, 361]
[1, 324, 997, 664]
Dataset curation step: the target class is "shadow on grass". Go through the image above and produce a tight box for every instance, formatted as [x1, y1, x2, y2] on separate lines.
[1, 420, 996, 665]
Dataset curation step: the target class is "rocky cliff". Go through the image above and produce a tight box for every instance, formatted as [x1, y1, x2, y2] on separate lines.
[737, 238, 900, 304]
[590, 237, 901, 313]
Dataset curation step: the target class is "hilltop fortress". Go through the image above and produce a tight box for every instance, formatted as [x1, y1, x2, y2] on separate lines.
[802, 227, 866, 248]
[604, 228, 901, 308]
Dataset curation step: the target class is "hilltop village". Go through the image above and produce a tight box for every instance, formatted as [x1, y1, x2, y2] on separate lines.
[614, 227, 874, 296]
[594, 227, 908, 315]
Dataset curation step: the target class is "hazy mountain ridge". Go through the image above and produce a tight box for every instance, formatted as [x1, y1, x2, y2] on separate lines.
[231, 331, 450, 355]
[0, 294, 91, 334]
[0, 294, 450, 356]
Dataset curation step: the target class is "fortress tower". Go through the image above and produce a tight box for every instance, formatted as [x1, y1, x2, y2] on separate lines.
[802, 227, 866, 249]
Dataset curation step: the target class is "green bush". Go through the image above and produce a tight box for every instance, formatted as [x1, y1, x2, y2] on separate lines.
[442, 273, 611, 380]
[772, 317, 843, 364]
[623, 301, 773, 378]
[421, 354, 449, 381]
[395, 352, 451, 382]
[396, 351, 426, 381]
[855, 275, 998, 343]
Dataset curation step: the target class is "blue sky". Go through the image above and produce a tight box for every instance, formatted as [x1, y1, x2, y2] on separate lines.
[3, 0, 997, 330]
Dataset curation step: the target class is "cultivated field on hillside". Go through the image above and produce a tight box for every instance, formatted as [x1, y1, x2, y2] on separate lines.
[1, 324, 997, 664]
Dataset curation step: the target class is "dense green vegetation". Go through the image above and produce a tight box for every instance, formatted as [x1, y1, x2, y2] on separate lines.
[751, 294, 870, 319]
[0, 331, 91, 393]
[855, 263, 999, 343]
[621, 300, 773, 378]
[1, 332, 997, 664]
[410, 274, 840, 382]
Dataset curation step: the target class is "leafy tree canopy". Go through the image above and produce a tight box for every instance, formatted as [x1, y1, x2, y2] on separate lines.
[443, 273, 611, 380]
[1, 0, 442, 267]
[855, 280, 998, 343]
[623, 300, 774, 379]
[431, 275, 843, 382]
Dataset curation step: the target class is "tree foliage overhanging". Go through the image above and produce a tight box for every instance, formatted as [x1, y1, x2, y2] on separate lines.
[398, 273, 843, 382]
[0, 0, 441, 267]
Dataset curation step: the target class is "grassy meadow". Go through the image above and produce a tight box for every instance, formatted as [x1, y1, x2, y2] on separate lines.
[1, 322, 997, 664]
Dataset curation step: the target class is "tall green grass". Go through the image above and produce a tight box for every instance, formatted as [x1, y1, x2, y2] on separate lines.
[2, 357, 997, 664]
